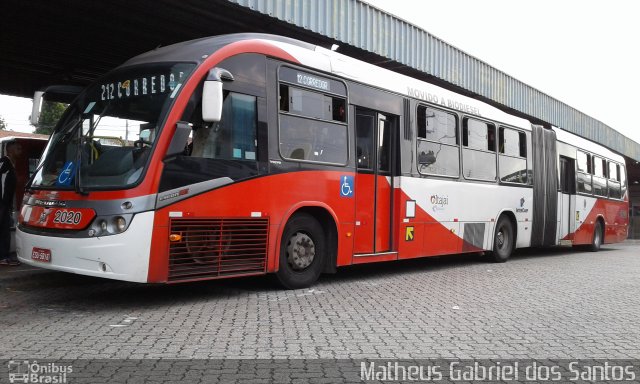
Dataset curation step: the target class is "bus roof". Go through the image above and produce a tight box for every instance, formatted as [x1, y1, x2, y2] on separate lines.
[122, 33, 314, 68]
[115, 33, 624, 159]
[121, 33, 622, 159]
[121, 33, 531, 130]
[553, 126, 625, 163]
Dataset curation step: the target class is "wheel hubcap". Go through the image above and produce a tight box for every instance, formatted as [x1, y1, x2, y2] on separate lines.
[287, 232, 315, 270]
[497, 231, 505, 249]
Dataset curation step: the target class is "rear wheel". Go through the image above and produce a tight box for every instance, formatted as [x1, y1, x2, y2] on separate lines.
[490, 216, 514, 263]
[275, 213, 325, 289]
[589, 220, 604, 252]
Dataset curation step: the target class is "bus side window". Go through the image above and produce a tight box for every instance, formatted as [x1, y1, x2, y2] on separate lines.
[462, 118, 496, 181]
[621, 164, 627, 196]
[278, 86, 347, 164]
[576, 150, 592, 194]
[498, 127, 527, 184]
[416, 105, 459, 178]
[158, 91, 259, 192]
[608, 161, 622, 199]
[592, 156, 607, 197]
[191, 92, 257, 161]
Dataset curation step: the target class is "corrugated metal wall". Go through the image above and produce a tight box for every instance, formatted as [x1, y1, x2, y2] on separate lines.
[230, 0, 640, 160]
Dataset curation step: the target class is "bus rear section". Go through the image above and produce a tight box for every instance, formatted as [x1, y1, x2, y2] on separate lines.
[554, 127, 629, 250]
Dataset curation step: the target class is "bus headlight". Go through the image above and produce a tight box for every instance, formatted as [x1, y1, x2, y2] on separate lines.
[114, 216, 127, 233]
[87, 214, 134, 237]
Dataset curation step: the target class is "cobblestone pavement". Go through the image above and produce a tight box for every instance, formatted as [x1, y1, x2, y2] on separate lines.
[1, 241, 640, 364]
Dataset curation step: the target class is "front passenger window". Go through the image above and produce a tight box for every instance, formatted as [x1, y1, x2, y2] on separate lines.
[192, 92, 257, 161]
[158, 91, 259, 192]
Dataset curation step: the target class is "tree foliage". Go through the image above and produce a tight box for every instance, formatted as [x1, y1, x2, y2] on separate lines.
[0, 115, 6, 130]
[33, 101, 67, 135]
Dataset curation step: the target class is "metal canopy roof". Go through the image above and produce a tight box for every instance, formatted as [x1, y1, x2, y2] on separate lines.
[2, 0, 639, 160]
[228, 0, 640, 161]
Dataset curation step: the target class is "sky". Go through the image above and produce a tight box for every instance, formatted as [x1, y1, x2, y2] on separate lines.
[0, 94, 33, 133]
[1, 0, 639, 144]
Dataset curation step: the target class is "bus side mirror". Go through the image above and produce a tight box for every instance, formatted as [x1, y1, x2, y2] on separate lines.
[166, 121, 192, 157]
[30, 91, 45, 125]
[202, 67, 234, 122]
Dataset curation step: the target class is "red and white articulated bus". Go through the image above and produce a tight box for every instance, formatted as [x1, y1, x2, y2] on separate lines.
[16, 34, 628, 288]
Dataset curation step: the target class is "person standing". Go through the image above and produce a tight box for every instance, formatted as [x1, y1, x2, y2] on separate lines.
[0, 141, 21, 266]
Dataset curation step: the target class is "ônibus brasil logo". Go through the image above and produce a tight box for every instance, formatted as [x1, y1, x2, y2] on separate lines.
[7, 360, 72, 384]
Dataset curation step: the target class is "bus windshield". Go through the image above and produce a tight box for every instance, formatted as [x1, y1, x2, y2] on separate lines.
[30, 62, 196, 191]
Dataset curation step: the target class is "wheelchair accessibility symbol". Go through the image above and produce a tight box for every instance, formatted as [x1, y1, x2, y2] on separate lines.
[56, 161, 75, 186]
[340, 175, 354, 197]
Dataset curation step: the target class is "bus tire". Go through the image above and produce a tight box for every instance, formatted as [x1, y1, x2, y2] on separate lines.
[490, 215, 514, 263]
[589, 220, 604, 252]
[275, 213, 325, 289]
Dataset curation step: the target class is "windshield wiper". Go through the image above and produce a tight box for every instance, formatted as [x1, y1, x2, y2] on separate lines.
[75, 119, 88, 196]
[74, 103, 111, 195]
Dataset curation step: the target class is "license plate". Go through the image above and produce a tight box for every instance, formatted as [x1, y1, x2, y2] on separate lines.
[31, 247, 52, 263]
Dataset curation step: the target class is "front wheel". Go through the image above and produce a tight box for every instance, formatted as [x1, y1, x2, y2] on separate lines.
[490, 216, 514, 263]
[275, 213, 325, 289]
[589, 220, 604, 252]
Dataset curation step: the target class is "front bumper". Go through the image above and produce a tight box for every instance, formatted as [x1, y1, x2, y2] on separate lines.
[16, 211, 154, 283]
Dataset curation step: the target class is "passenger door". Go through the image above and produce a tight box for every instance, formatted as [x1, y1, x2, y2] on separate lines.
[559, 156, 576, 242]
[353, 108, 396, 254]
